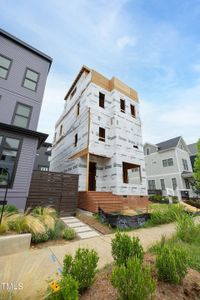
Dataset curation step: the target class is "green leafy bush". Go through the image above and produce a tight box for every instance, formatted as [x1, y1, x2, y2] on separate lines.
[0, 204, 18, 213]
[48, 219, 66, 240]
[112, 232, 144, 266]
[62, 248, 99, 292]
[156, 244, 188, 284]
[176, 213, 200, 245]
[111, 257, 156, 300]
[63, 228, 76, 240]
[46, 275, 79, 300]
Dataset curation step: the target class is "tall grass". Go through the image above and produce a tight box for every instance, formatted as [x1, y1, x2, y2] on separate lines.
[145, 204, 187, 226]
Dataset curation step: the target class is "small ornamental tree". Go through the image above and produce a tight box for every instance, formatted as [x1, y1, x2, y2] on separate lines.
[194, 139, 200, 196]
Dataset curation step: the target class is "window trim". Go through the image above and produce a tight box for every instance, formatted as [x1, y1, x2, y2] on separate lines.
[77, 102, 80, 116]
[38, 165, 49, 172]
[0, 133, 23, 189]
[148, 179, 156, 190]
[22, 67, 40, 92]
[160, 178, 165, 190]
[0, 54, 13, 80]
[12, 102, 33, 129]
[172, 178, 177, 190]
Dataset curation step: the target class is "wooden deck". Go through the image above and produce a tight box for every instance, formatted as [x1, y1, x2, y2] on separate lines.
[78, 191, 149, 213]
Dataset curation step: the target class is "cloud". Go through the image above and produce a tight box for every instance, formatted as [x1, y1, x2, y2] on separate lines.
[116, 35, 137, 49]
[192, 63, 200, 72]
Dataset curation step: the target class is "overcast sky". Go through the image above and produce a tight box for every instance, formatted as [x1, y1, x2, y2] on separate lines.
[1, 0, 200, 144]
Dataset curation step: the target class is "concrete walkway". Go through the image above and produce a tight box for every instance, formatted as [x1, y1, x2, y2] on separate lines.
[0, 222, 180, 299]
[61, 216, 100, 239]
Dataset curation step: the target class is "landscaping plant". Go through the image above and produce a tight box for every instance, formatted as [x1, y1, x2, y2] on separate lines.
[111, 257, 156, 300]
[62, 248, 99, 292]
[63, 227, 76, 240]
[112, 232, 144, 266]
[46, 275, 79, 300]
[156, 244, 188, 284]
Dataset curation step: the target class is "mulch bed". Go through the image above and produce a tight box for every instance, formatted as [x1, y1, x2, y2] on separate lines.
[80, 254, 200, 300]
[77, 214, 112, 235]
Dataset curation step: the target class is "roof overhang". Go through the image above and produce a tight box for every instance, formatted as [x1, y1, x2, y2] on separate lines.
[0, 122, 48, 149]
[181, 171, 193, 179]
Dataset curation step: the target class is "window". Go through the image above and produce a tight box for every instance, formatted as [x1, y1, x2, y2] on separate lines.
[99, 127, 105, 142]
[99, 92, 105, 108]
[146, 148, 150, 155]
[0, 135, 21, 188]
[12, 103, 32, 129]
[185, 179, 190, 189]
[162, 158, 174, 167]
[39, 165, 49, 172]
[182, 159, 189, 171]
[172, 178, 177, 190]
[123, 162, 141, 184]
[22, 68, 39, 91]
[130, 104, 136, 117]
[160, 179, 165, 190]
[148, 180, 156, 190]
[133, 145, 138, 149]
[74, 134, 78, 147]
[120, 99, 125, 112]
[77, 103, 80, 116]
[59, 125, 63, 136]
[0, 55, 12, 79]
[54, 132, 57, 143]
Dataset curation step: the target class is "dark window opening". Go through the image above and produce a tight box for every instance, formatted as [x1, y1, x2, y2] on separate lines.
[130, 104, 136, 117]
[133, 145, 138, 149]
[74, 134, 78, 147]
[120, 99, 125, 113]
[99, 127, 105, 142]
[146, 148, 150, 155]
[122, 162, 141, 184]
[77, 102, 80, 116]
[59, 125, 63, 136]
[148, 180, 156, 190]
[0, 135, 22, 188]
[99, 92, 105, 108]
[172, 178, 177, 190]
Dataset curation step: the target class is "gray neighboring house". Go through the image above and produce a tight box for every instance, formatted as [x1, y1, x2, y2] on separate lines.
[34, 142, 52, 171]
[0, 28, 52, 211]
[187, 142, 198, 170]
[144, 136, 195, 200]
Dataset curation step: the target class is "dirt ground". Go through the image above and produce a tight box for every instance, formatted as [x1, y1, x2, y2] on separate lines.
[80, 254, 200, 300]
[77, 213, 112, 234]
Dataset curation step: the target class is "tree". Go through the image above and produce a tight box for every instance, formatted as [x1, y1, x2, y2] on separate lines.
[193, 139, 200, 196]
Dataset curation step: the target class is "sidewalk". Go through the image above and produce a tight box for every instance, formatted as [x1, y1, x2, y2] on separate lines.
[0, 222, 177, 299]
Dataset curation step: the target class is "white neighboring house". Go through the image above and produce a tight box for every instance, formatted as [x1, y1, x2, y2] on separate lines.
[144, 136, 194, 200]
[50, 66, 147, 212]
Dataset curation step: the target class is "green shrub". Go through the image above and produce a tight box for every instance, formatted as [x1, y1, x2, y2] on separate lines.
[176, 213, 200, 245]
[62, 248, 99, 292]
[111, 257, 156, 300]
[46, 275, 79, 300]
[63, 228, 76, 240]
[31, 232, 49, 243]
[0, 204, 18, 213]
[48, 219, 66, 240]
[0, 223, 7, 234]
[156, 244, 188, 284]
[112, 232, 144, 266]
[172, 196, 179, 203]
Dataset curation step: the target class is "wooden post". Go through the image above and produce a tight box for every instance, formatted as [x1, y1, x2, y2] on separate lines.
[86, 152, 90, 191]
[86, 108, 91, 191]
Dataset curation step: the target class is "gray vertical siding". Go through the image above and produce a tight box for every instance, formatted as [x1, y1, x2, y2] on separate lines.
[0, 32, 51, 210]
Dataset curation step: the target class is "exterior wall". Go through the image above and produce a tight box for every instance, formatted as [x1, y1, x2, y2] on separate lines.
[34, 143, 51, 171]
[145, 144, 194, 198]
[51, 68, 147, 197]
[0, 131, 37, 211]
[0, 34, 50, 130]
[0, 31, 51, 210]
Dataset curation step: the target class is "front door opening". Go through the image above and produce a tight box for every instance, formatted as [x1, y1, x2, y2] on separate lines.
[89, 162, 96, 191]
